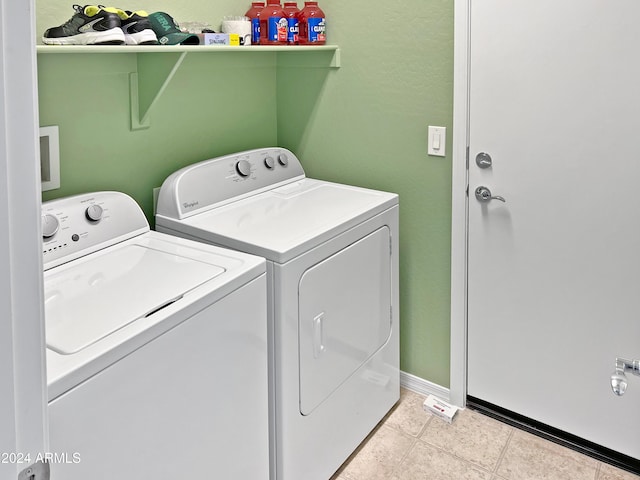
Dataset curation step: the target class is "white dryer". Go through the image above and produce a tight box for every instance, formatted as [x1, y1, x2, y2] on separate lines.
[156, 147, 400, 480]
[42, 191, 269, 480]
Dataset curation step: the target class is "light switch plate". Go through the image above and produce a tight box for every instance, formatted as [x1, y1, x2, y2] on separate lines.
[428, 126, 446, 157]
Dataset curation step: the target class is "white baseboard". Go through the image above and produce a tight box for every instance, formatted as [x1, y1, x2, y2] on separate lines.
[400, 371, 451, 403]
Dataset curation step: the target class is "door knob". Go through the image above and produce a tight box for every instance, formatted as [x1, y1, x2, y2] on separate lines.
[475, 186, 506, 203]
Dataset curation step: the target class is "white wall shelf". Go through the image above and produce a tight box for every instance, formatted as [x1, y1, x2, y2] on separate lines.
[36, 44, 340, 54]
[36, 45, 340, 130]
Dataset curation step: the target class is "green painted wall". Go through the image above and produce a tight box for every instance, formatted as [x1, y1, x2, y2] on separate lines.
[38, 51, 278, 218]
[36, 0, 454, 387]
[277, 0, 454, 386]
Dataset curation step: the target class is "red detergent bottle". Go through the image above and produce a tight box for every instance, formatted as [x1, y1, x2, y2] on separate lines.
[260, 0, 287, 45]
[245, 2, 265, 45]
[298, 1, 326, 45]
[283, 2, 300, 45]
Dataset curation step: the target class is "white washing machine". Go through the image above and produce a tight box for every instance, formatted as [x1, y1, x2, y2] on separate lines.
[42, 191, 269, 480]
[156, 147, 400, 480]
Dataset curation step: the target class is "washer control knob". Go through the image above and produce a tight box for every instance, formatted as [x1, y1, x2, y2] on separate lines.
[278, 153, 289, 166]
[235, 159, 252, 177]
[85, 204, 103, 222]
[42, 213, 60, 239]
[264, 157, 275, 169]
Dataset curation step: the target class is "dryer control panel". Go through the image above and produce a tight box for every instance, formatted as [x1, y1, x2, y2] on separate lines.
[42, 191, 149, 270]
[156, 147, 306, 220]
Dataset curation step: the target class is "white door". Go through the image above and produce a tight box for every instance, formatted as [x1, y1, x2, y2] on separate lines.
[0, 0, 49, 477]
[467, 0, 640, 461]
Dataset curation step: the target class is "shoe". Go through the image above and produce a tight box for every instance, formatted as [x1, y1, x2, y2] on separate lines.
[115, 9, 158, 45]
[43, 4, 125, 45]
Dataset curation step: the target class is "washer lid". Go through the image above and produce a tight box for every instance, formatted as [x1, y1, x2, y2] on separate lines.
[178, 179, 398, 263]
[45, 243, 225, 354]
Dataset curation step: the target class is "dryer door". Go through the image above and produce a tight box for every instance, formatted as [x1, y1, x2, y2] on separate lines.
[298, 226, 392, 415]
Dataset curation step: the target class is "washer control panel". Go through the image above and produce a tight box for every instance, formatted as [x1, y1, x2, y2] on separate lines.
[42, 191, 149, 270]
[156, 147, 306, 220]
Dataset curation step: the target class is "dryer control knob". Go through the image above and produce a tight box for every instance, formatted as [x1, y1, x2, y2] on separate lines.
[235, 159, 252, 177]
[264, 157, 275, 169]
[42, 213, 60, 239]
[85, 204, 103, 222]
[278, 153, 289, 166]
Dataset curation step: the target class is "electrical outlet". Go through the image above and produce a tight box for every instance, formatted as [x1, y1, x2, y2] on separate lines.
[40, 126, 60, 191]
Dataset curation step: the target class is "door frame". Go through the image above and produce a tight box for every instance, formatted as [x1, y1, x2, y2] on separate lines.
[449, 0, 470, 408]
[0, 0, 49, 473]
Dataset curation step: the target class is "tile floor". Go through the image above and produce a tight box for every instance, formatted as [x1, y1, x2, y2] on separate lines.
[330, 388, 640, 480]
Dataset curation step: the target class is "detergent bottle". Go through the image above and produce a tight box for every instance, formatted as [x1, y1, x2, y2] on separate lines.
[298, 1, 326, 45]
[260, 0, 287, 45]
[244, 2, 265, 45]
[283, 2, 300, 45]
